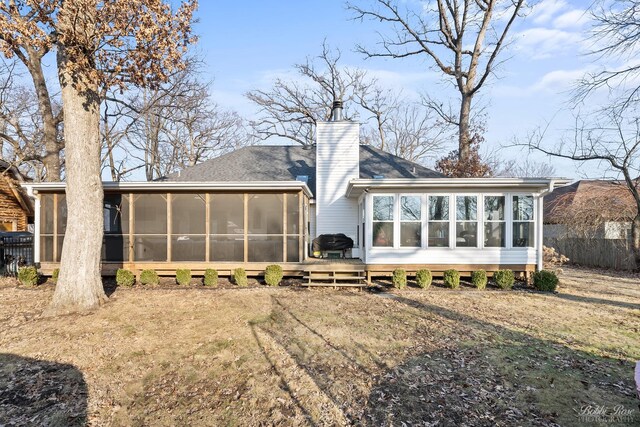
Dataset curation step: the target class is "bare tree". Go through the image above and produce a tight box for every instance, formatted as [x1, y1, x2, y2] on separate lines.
[493, 156, 557, 178]
[0, 0, 196, 314]
[349, 0, 526, 162]
[576, 0, 640, 110]
[246, 43, 367, 146]
[111, 61, 251, 181]
[523, 108, 640, 269]
[0, 59, 63, 180]
[382, 103, 450, 164]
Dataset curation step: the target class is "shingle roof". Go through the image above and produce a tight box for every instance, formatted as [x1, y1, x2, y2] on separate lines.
[165, 145, 444, 195]
[544, 180, 636, 223]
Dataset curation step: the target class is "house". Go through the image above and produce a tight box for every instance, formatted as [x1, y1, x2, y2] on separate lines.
[23, 103, 568, 280]
[544, 180, 637, 270]
[0, 160, 33, 232]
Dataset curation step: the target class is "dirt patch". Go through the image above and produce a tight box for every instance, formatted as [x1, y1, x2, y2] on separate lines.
[0, 267, 638, 426]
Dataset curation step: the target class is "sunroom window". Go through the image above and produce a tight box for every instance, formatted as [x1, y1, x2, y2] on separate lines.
[428, 195, 449, 247]
[484, 196, 505, 247]
[400, 196, 421, 247]
[456, 196, 478, 247]
[513, 195, 534, 247]
[373, 195, 394, 247]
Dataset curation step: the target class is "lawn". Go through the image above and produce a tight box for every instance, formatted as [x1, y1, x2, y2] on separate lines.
[0, 267, 639, 426]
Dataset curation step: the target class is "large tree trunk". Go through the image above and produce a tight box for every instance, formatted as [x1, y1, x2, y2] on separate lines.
[25, 51, 61, 181]
[47, 6, 106, 315]
[632, 213, 640, 271]
[458, 94, 472, 162]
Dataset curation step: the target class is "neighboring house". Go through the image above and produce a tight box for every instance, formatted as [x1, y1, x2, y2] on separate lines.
[24, 103, 568, 279]
[0, 160, 33, 232]
[544, 180, 637, 270]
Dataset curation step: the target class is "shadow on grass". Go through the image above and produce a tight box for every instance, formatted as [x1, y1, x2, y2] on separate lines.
[552, 292, 640, 311]
[252, 292, 639, 426]
[0, 353, 87, 427]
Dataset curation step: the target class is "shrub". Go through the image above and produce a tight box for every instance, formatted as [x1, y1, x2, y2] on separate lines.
[234, 268, 248, 287]
[533, 270, 559, 292]
[415, 269, 432, 289]
[494, 269, 515, 290]
[392, 269, 407, 289]
[51, 268, 59, 284]
[139, 269, 159, 285]
[18, 266, 39, 287]
[204, 269, 218, 287]
[264, 264, 283, 287]
[176, 269, 191, 286]
[471, 270, 488, 290]
[443, 269, 460, 289]
[116, 269, 135, 287]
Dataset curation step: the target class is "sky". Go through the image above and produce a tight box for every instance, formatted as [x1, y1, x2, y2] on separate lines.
[191, 0, 606, 180]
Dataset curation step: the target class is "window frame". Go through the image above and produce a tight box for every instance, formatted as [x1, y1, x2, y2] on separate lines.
[399, 194, 423, 248]
[372, 194, 396, 248]
[483, 194, 507, 249]
[454, 194, 479, 249]
[426, 194, 451, 249]
[511, 193, 536, 249]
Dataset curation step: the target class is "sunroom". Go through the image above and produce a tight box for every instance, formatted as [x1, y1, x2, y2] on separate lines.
[26, 181, 311, 275]
[347, 178, 567, 275]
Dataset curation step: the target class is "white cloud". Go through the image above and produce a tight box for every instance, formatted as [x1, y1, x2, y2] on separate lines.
[553, 9, 589, 29]
[529, 0, 569, 24]
[515, 27, 584, 59]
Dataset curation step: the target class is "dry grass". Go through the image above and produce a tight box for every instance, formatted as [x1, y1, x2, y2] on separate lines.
[0, 267, 639, 426]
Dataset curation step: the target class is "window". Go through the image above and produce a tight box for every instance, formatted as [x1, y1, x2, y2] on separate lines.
[171, 194, 206, 261]
[456, 196, 478, 247]
[400, 195, 421, 247]
[133, 194, 167, 261]
[103, 194, 129, 262]
[484, 196, 505, 247]
[286, 193, 300, 262]
[248, 194, 283, 262]
[428, 195, 449, 247]
[513, 195, 534, 247]
[210, 194, 244, 261]
[372, 195, 394, 247]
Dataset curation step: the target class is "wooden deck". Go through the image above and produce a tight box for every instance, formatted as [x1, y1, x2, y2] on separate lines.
[38, 258, 535, 284]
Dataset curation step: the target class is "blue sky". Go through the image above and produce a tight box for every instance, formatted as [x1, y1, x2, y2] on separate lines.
[193, 0, 604, 179]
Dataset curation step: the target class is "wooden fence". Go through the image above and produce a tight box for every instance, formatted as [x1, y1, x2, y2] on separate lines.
[544, 237, 637, 270]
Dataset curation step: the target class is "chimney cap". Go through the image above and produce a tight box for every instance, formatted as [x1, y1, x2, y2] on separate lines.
[331, 99, 343, 121]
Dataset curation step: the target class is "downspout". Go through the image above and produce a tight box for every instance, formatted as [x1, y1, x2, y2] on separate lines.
[25, 185, 40, 265]
[535, 180, 556, 271]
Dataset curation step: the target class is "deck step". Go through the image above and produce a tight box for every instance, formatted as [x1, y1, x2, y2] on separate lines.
[303, 282, 367, 287]
[303, 275, 366, 281]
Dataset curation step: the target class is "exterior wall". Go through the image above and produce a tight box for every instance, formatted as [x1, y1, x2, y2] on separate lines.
[0, 176, 28, 231]
[315, 121, 359, 244]
[364, 190, 542, 269]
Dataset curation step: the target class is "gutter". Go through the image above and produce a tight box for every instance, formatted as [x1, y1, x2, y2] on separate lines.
[21, 180, 314, 199]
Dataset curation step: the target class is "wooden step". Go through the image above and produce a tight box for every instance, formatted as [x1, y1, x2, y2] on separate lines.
[303, 282, 367, 287]
[303, 275, 366, 281]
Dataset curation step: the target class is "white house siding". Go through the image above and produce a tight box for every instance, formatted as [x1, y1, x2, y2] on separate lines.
[315, 121, 360, 244]
[364, 190, 541, 267]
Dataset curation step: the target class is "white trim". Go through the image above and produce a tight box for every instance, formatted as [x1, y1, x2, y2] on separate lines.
[22, 181, 314, 198]
[346, 177, 572, 197]
[34, 194, 40, 263]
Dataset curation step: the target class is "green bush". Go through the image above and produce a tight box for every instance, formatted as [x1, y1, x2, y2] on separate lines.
[471, 270, 488, 290]
[494, 269, 515, 290]
[264, 264, 283, 287]
[139, 269, 159, 285]
[116, 269, 135, 287]
[176, 269, 191, 286]
[533, 270, 559, 292]
[51, 268, 59, 284]
[234, 268, 248, 287]
[204, 269, 218, 287]
[415, 269, 432, 289]
[443, 269, 460, 289]
[18, 266, 39, 287]
[392, 269, 407, 289]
